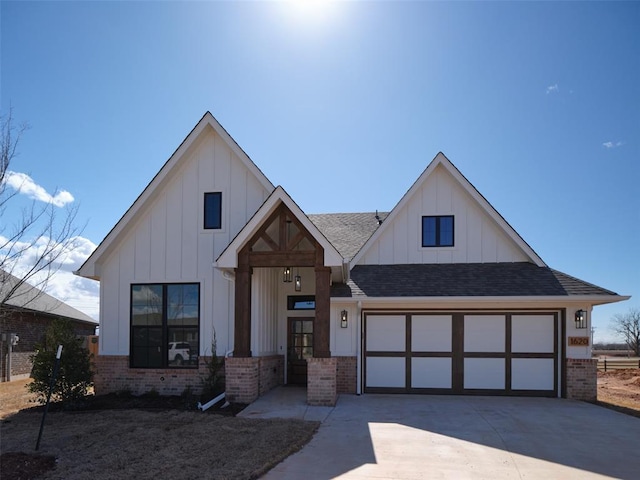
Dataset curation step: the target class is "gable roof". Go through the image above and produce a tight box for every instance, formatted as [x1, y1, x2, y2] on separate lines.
[308, 212, 389, 261]
[331, 263, 627, 305]
[76, 112, 274, 280]
[216, 186, 345, 271]
[351, 152, 546, 267]
[1, 269, 97, 324]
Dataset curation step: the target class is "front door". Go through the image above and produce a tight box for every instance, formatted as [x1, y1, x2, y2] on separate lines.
[287, 317, 314, 385]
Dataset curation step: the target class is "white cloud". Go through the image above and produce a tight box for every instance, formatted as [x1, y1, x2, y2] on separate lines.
[602, 141, 623, 149]
[1, 234, 99, 320]
[3, 170, 75, 207]
[546, 84, 559, 94]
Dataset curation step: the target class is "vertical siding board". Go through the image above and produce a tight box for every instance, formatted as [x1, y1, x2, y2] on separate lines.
[180, 161, 199, 278]
[466, 204, 482, 262]
[134, 217, 151, 280]
[165, 179, 183, 277]
[229, 157, 248, 235]
[101, 257, 120, 355]
[118, 240, 135, 355]
[149, 199, 167, 280]
[393, 208, 408, 264]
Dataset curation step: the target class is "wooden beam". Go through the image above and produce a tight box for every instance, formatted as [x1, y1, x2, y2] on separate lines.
[260, 232, 279, 252]
[234, 250, 252, 357]
[314, 266, 331, 358]
[248, 251, 316, 267]
[286, 230, 307, 251]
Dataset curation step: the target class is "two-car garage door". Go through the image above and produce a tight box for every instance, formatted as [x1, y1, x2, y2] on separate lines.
[363, 312, 558, 396]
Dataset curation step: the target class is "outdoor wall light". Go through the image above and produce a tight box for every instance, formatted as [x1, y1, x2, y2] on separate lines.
[340, 310, 348, 328]
[575, 309, 586, 329]
[294, 274, 302, 291]
[283, 266, 292, 283]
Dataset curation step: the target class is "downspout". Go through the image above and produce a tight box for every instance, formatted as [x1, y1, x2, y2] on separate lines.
[198, 350, 234, 412]
[197, 268, 237, 412]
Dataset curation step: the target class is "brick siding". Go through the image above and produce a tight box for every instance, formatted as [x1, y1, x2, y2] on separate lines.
[336, 356, 357, 394]
[1, 310, 96, 381]
[566, 358, 597, 401]
[307, 357, 337, 406]
[225, 357, 260, 404]
[94, 355, 221, 396]
[258, 355, 285, 395]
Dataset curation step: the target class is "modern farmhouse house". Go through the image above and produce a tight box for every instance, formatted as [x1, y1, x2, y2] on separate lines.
[76, 112, 628, 405]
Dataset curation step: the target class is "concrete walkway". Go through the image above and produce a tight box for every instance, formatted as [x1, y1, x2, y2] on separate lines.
[242, 389, 640, 479]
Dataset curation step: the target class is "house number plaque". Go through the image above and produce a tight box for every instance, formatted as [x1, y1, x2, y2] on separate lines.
[568, 337, 590, 346]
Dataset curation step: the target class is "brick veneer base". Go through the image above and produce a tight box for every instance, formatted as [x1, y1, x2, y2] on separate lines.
[258, 355, 285, 396]
[95, 354, 284, 403]
[336, 356, 357, 394]
[225, 355, 285, 404]
[566, 358, 597, 401]
[94, 355, 217, 396]
[307, 357, 337, 406]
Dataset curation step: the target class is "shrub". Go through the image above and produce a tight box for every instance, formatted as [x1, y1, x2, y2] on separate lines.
[29, 319, 94, 409]
[200, 330, 224, 401]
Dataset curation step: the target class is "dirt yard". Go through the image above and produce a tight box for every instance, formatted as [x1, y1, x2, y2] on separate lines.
[0, 380, 318, 480]
[597, 368, 640, 416]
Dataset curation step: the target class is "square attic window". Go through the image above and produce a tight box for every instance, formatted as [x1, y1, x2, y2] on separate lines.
[422, 215, 454, 247]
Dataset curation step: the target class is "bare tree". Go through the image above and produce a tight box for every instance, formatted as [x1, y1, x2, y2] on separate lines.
[0, 108, 83, 318]
[611, 308, 640, 357]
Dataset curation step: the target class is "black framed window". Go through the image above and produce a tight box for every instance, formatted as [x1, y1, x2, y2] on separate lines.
[204, 192, 222, 229]
[287, 295, 316, 310]
[130, 283, 199, 368]
[422, 215, 454, 247]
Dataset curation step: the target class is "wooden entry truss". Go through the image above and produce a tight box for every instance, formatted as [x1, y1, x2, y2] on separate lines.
[234, 203, 331, 359]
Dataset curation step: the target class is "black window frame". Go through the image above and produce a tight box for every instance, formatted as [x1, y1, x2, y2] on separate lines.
[130, 282, 200, 369]
[287, 295, 316, 310]
[422, 215, 455, 247]
[204, 192, 222, 230]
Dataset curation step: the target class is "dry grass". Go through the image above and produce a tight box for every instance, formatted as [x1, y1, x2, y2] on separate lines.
[0, 378, 39, 420]
[1, 409, 319, 479]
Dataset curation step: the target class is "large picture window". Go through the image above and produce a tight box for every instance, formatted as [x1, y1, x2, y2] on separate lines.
[422, 215, 454, 247]
[130, 283, 199, 369]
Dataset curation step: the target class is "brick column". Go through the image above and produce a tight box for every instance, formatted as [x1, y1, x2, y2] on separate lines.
[566, 358, 597, 401]
[307, 357, 337, 406]
[225, 357, 260, 404]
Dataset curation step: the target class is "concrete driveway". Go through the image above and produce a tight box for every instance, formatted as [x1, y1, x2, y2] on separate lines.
[242, 389, 640, 479]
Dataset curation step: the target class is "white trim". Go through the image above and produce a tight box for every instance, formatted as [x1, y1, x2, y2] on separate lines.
[333, 295, 630, 306]
[351, 152, 546, 267]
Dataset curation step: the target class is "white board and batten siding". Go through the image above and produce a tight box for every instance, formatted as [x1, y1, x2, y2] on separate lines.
[98, 127, 271, 356]
[359, 164, 529, 265]
[363, 311, 559, 396]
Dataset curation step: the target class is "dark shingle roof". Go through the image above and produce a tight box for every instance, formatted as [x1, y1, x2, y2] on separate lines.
[1, 269, 97, 324]
[308, 212, 388, 260]
[330, 263, 619, 298]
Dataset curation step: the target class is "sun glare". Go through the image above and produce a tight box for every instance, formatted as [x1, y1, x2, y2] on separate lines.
[288, 0, 336, 22]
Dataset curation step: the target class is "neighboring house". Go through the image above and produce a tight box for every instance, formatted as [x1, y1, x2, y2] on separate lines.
[76, 112, 629, 405]
[0, 269, 98, 382]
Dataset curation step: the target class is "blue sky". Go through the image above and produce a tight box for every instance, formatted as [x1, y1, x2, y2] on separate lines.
[1, 1, 638, 342]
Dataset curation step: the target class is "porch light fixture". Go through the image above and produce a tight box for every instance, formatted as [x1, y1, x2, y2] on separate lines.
[340, 310, 348, 328]
[283, 266, 292, 283]
[575, 309, 586, 329]
[294, 274, 302, 291]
